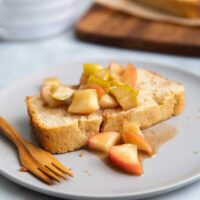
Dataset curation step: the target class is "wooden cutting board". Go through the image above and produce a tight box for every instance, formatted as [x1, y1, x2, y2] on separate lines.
[76, 4, 200, 57]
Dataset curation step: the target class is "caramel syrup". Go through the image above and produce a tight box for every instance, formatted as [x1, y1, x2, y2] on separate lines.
[88, 123, 177, 174]
[139, 123, 177, 163]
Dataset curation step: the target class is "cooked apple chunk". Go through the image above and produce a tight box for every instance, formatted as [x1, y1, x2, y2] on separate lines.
[123, 120, 143, 137]
[108, 62, 124, 81]
[87, 75, 111, 93]
[110, 85, 138, 110]
[80, 83, 105, 98]
[108, 144, 143, 175]
[99, 94, 118, 109]
[40, 85, 66, 107]
[68, 89, 99, 114]
[80, 73, 89, 85]
[95, 69, 110, 81]
[88, 132, 121, 152]
[122, 64, 137, 87]
[83, 63, 103, 76]
[51, 84, 75, 101]
[122, 121, 152, 155]
[122, 131, 152, 155]
[43, 77, 61, 87]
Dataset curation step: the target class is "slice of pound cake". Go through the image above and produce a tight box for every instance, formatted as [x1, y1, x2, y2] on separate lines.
[102, 69, 184, 132]
[26, 96, 102, 153]
[26, 64, 184, 154]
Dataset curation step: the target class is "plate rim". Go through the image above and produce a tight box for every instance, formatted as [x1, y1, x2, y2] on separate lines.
[0, 58, 200, 200]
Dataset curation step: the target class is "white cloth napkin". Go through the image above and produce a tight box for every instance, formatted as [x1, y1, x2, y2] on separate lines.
[95, 0, 200, 27]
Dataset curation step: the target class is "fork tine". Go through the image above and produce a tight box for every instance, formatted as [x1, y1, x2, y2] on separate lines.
[46, 164, 67, 179]
[47, 154, 73, 177]
[52, 162, 73, 177]
[28, 167, 53, 185]
[38, 165, 60, 183]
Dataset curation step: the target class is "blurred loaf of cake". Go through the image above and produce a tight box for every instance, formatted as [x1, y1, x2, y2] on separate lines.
[136, 0, 200, 18]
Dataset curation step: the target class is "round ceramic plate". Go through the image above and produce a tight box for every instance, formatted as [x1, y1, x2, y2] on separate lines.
[0, 59, 200, 200]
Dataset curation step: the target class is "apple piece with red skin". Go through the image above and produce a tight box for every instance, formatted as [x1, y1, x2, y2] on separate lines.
[108, 144, 143, 175]
[80, 83, 106, 98]
[122, 64, 137, 87]
[108, 62, 124, 81]
[122, 131, 153, 155]
[88, 132, 121, 152]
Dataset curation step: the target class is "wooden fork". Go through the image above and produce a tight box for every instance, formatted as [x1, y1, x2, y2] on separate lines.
[0, 116, 73, 185]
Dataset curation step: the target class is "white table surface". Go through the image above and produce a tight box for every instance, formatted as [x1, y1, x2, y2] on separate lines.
[0, 28, 200, 200]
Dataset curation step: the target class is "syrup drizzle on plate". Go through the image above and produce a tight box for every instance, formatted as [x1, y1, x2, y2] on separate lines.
[139, 123, 177, 163]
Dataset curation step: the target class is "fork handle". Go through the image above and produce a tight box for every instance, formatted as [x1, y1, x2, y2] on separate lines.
[0, 116, 26, 149]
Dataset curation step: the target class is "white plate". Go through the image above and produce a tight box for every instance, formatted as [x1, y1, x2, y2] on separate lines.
[0, 59, 200, 200]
